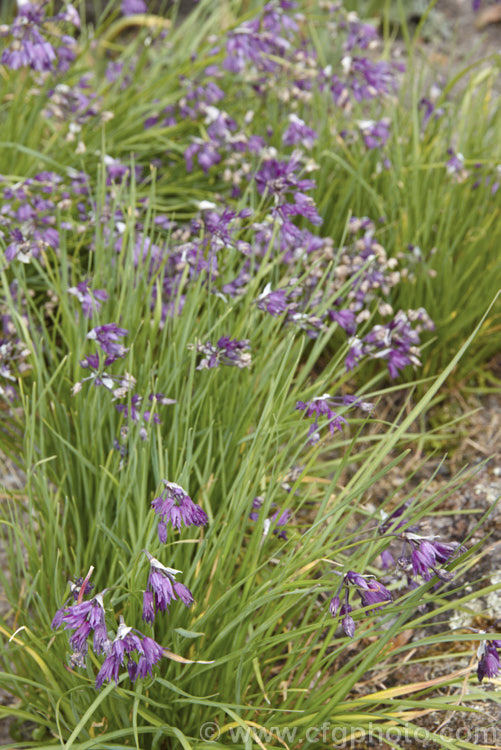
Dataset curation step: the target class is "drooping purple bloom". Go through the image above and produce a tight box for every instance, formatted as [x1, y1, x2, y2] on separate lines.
[0, 3, 56, 72]
[346, 572, 392, 610]
[52, 591, 109, 658]
[0, 2, 77, 73]
[477, 641, 500, 682]
[341, 610, 355, 638]
[398, 532, 462, 583]
[87, 324, 128, 362]
[151, 480, 208, 536]
[343, 18, 379, 51]
[142, 590, 155, 625]
[195, 337, 251, 370]
[142, 551, 194, 623]
[137, 636, 164, 679]
[329, 569, 392, 637]
[296, 393, 373, 445]
[283, 114, 317, 150]
[358, 118, 391, 149]
[356, 309, 434, 379]
[329, 595, 340, 617]
[328, 309, 357, 336]
[95, 617, 163, 689]
[68, 281, 108, 319]
[121, 0, 147, 15]
[296, 394, 346, 444]
[256, 284, 291, 317]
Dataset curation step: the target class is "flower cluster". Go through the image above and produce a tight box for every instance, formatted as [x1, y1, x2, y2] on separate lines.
[194, 337, 252, 370]
[329, 571, 393, 637]
[151, 480, 208, 540]
[0, 2, 79, 73]
[52, 588, 109, 668]
[296, 393, 374, 445]
[96, 618, 164, 689]
[52, 477, 207, 690]
[0, 170, 90, 267]
[477, 639, 501, 682]
[378, 503, 464, 584]
[53, 580, 165, 689]
[142, 551, 194, 624]
[68, 281, 109, 319]
[73, 325, 174, 447]
[396, 532, 462, 583]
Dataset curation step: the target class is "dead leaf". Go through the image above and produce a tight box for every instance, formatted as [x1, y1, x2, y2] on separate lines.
[476, 5, 501, 29]
[163, 648, 214, 664]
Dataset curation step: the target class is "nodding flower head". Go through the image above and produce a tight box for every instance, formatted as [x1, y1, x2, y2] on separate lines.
[142, 551, 194, 624]
[52, 590, 109, 661]
[398, 532, 463, 583]
[296, 393, 374, 445]
[329, 570, 392, 637]
[345, 571, 392, 610]
[195, 337, 251, 370]
[95, 616, 164, 689]
[151, 480, 208, 539]
[87, 323, 128, 363]
[477, 640, 501, 682]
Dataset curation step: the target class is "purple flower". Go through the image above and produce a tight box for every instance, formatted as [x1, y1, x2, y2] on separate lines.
[477, 641, 500, 682]
[69, 576, 94, 600]
[256, 284, 291, 317]
[121, 0, 147, 15]
[344, 18, 379, 51]
[348, 573, 392, 610]
[283, 114, 317, 150]
[95, 617, 163, 689]
[0, 2, 77, 73]
[87, 323, 128, 362]
[142, 590, 155, 625]
[328, 309, 357, 336]
[68, 281, 108, 319]
[52, 591, 109, 657]
[329, 595, 340, 617]
[151, 480, 208, 536]
[398, 532, 462, 582]
[358, 118, 391, 149]
[296, 393, 373, 445]
[380, 549, 395, 570]
[266, 507, 292, 540]
[357, 309, 434, 379]
[142, 551, 194, 623]
[329, 570, 392, 636]
[137, 636, 164, 679]
[195, 337, 251, 370]
[446, 149, 466, 179]
[341, 610, 355, 638]
[249, 496, 263, 522]
[185, 140, 221, 174]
